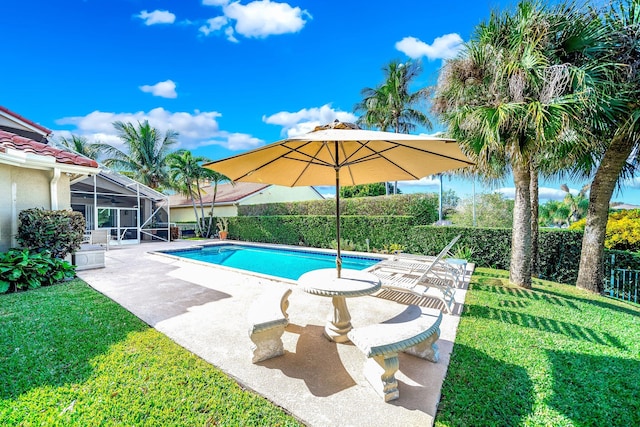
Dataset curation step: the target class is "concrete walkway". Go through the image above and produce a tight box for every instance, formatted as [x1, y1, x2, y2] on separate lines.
[77, 240, 471, 427]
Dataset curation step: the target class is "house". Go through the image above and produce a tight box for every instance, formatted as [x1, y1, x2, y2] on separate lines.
[168, 182, 324, 222]
[0, 106, 99, 251]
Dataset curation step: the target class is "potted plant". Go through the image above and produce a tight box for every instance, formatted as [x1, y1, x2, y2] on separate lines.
[216, 217, 229, 240]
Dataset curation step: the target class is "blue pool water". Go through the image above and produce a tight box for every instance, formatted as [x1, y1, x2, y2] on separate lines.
[162, 244, 383, 280]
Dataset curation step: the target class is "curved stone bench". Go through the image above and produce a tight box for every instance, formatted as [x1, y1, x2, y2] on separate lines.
[248, 288, 292, 363]
[347, 305, 442, 402]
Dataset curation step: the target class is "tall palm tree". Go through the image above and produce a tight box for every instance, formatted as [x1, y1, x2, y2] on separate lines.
[57, 134, 105, 161]
[166, 150, 210, 237]
[356, 60, 433, 133]
[433, 0, 581, 288]
[102, 120, 178, 189]
[564, 0, 640, 293]
[355, 59, 432, 194]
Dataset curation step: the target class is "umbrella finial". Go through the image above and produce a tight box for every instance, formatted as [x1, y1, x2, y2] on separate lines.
[313, 120, 361, 132]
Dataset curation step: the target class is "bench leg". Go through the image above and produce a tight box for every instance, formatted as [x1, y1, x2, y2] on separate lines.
[249, 326, 286, 363]
[363, 353, 400, 402]
[404, 328, 440, 362]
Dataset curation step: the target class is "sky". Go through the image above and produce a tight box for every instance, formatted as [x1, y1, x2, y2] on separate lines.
[3, 0, 639, 204]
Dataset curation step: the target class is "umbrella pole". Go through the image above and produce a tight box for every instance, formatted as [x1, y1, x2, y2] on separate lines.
[335, 166, 342, 278]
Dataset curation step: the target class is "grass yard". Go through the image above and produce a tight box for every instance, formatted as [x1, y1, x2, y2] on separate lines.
[2, 270, 638, 427]
[0, 280, 301, 426]
[435, 268, 640, 427]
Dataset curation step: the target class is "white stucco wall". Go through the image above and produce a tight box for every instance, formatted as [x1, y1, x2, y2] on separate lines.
[0, 164, 71, 251]
[240, 185, 323, 205]
[171, 205, 238, 223]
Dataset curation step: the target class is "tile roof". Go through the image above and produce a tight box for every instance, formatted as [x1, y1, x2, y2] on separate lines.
[0, 129, 99, 168]
[169, 182, 270, 207]
[0, 106, 52, 135]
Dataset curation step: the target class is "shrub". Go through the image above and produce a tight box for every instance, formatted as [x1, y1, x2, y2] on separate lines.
[0, 248, 76, 293]
[570, 209, 640, 252]
[17, 208, 85, 258]
[238, 194, 438, 224]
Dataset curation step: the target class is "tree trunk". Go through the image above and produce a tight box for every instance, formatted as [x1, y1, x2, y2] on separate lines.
[207, 181, 219, 238]
[576, 136, 635, 293]
[187, 184, 202, 237]
[530, 165, 540, 278]
[510, 162, 532, 288]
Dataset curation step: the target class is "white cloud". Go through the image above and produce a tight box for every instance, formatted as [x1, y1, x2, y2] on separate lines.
[200, 0, 310, 41]
[398, 176, 441, 188]
[203, 0, 230, 5]
[225, 0, 309, 38]
[263, 104, 357, 137]
[139, 80, 178, 98]
[137, 10, 176, 26]
[199, 16, 228, 35]
[54, 108, 263, 151]
[395, 34, 463, 60]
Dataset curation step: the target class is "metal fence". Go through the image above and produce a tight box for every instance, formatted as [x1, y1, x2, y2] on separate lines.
[606, 265, 640, 304]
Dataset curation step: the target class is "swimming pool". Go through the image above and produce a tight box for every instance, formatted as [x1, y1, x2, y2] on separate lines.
[160, 243, 384, 281]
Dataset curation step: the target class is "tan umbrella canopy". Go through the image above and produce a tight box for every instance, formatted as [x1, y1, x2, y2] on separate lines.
[204, 121, 473, 277]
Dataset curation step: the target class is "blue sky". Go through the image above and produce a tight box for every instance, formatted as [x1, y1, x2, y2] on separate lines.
[3, 0, 639, 204]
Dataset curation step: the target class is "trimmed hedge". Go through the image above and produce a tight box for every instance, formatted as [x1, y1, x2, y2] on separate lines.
[229, 215, 413, 250]
[238, 194, 439, 224]
[228, 216, 601, 285]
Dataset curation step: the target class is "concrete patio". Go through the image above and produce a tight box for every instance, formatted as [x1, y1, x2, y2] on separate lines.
[77, 240, 472, 427]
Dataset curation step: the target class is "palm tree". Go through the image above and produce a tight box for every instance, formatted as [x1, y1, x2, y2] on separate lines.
[203, 169, 232, 238]
[432, 0, 581, 288]
[166, 150, 210, 237]
[565, 0, 640, 293]
[355, 59, 432, 194]
[57, 135, 105, 161]
[101, 120, 178, 189]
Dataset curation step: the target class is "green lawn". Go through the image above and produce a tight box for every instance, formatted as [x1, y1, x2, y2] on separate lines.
[2, 272, 638, 426]
[435, 268, 640, 427]
[0, 280, 301, 426]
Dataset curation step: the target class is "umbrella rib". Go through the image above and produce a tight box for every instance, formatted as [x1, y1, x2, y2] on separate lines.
[226, 141, 333, 181]
[290, 143, 328, 186]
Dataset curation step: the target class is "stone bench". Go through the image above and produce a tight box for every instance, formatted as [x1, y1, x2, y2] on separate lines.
[248, 288, 292, 363]
[347, 305, 442, 402]
[72, 244, 106, 271]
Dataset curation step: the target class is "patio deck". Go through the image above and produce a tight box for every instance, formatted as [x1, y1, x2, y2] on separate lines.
[77, 240, 472, 427]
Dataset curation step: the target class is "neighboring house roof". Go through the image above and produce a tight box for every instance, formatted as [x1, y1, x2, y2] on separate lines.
[0, 129, 98, 169]
[611, 203, 640, 210]
[0, 105, 52, 136]
[169, 182, 270, 207]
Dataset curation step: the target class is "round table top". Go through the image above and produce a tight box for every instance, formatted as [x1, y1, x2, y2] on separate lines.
[298, 268, 381, 298]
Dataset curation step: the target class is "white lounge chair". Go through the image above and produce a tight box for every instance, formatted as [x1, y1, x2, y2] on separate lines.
[376, 235, 463, 285]
[371, 237, 461, 313]
[89, 229, 111, 250]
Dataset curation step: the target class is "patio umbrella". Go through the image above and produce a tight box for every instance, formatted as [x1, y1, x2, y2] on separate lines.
[204, 121, 473, 278]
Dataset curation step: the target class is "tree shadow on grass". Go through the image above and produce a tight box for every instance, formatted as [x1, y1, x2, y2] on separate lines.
[0, 281, 149, 399]
[468, 305, 625, 350]
[472, 269, 640, 317]
[472, 278, 581, 310]
[546, 350, 640, 426]
[435, 344, 534, 426]
[533, 285, 640, 318]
